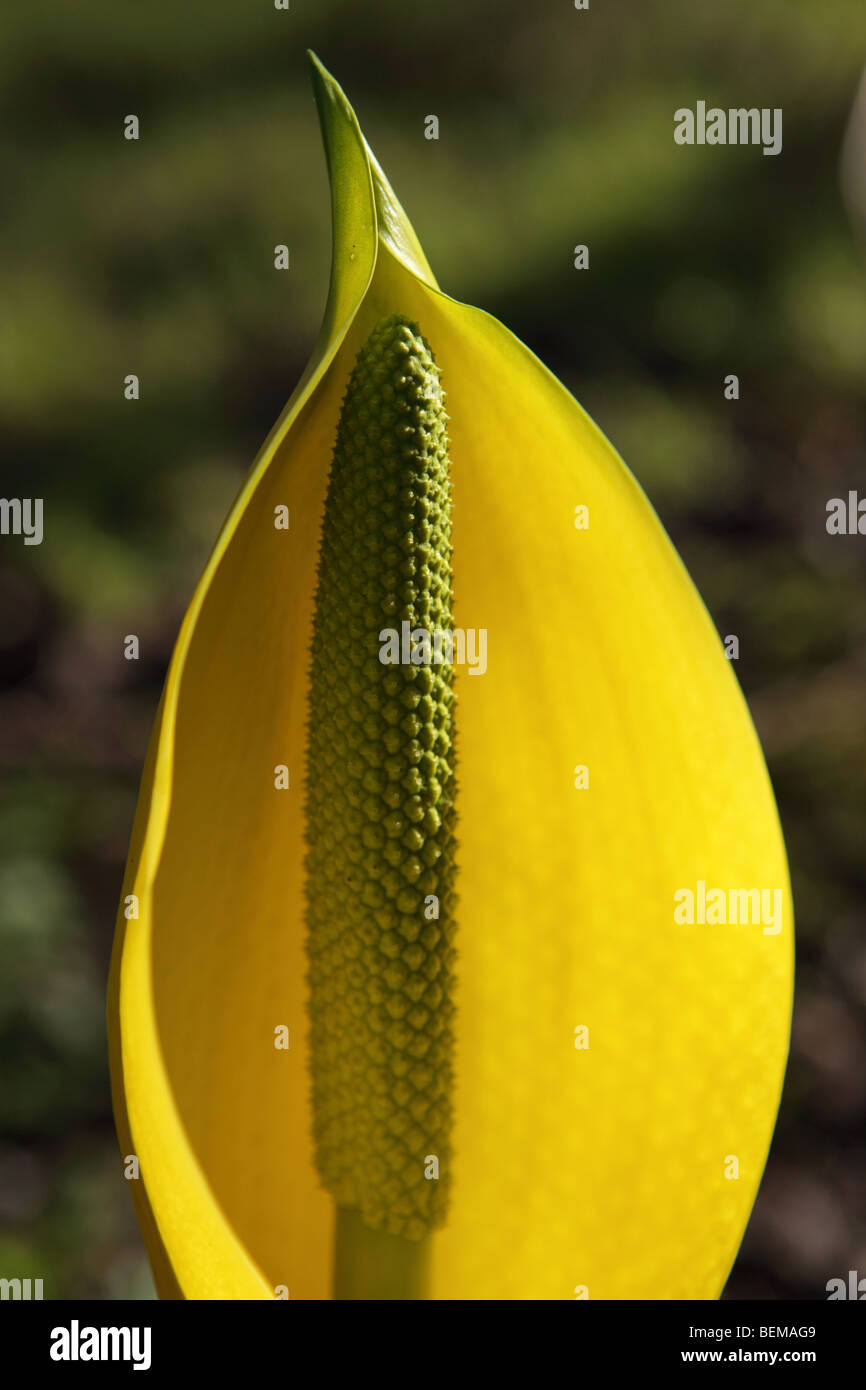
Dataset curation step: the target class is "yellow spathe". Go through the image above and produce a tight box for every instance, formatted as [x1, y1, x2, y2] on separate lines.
[108, 54, 793, 1301]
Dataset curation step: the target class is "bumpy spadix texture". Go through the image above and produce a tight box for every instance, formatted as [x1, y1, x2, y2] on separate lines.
[305, 314, 458, 1240]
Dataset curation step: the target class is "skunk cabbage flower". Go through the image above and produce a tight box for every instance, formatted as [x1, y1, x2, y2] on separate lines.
[108, 54, 793, 1301]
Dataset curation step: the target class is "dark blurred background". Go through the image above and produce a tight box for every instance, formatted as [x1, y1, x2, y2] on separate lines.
[1, 0, 865, 1299]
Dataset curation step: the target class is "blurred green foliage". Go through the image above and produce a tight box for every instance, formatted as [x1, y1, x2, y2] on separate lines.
[1, 0, 866, 1298]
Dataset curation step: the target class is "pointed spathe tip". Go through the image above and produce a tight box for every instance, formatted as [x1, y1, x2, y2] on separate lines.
[306, 50, 349, 112]
[306, 51, 365, 152]
[305, 49, 328, 79]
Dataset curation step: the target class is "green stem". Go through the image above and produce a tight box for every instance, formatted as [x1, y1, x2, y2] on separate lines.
[333, 1206, 431, 1300]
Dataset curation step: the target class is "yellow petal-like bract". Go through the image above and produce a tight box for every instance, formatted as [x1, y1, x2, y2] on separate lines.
[108, 54, 793, 1300]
